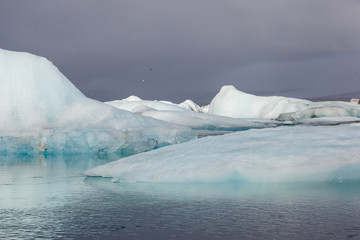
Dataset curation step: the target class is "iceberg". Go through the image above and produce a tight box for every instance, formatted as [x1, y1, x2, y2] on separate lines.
[106, 96, 204, 113]
[208, 85, 312, 118]
[0, 49, 196, 156]
[178, 99, 204, 112]
[141, 110, 280, 136]
[208, 85, 360, 122]
[293, 117, 360, 126]
[106, 96, 188, 113]
[277, 105, 360, 122]
[85, 124, 360, 183]
[107, 96, 282, 136]
[107, 94, 282, 135]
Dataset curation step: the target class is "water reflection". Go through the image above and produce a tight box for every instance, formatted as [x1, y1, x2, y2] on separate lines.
[84, 176, 360, 201]
[0, 155, 116, 209]
[2, 156, 360, 239]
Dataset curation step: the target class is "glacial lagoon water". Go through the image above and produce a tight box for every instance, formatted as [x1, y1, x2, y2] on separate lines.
[1, 155, 360, 240]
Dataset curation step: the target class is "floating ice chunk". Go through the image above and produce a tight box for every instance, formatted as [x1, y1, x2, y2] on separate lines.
[294, 117, 360, 126]
[178, 99, 203, 112]
[106, 98, 188, 112]
[208, 85, 312, 118]
[85, 125, 360, 183]
[201, 104, 210, 113]
[277, 105, 360, 122]
[106, 96, 205, 113]
[0, 49, 195, 156]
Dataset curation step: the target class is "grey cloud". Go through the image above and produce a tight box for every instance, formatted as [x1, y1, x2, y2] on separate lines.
[1, 0, 360, 103]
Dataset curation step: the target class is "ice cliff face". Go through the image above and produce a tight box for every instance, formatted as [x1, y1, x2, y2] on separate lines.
[0, 49, 195, 156]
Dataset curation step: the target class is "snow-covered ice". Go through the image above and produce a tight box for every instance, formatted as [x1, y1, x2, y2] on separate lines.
[178, 99, 204, 112]
[107, 96, 204, 113]
[207, 85, 360, 123]
[0, 49, 196, 156]
[294, 117, 360, 126]
[106, 96, 188, 113]
[141, 110, 279, 132]
[85, 124, 360, 183]
[208, 85, 312, 118]
[107, 94, 282, 135]
[277, 105, 360, 122]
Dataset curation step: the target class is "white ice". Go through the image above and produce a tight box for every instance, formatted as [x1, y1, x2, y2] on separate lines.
[85, 124, 360, 183]
[208, 85, 312, 118]
[106, 94, 282, 134]
[0, 49, 196, 156]
[106, 96, 189, 113]
[141, 110, 279, 133]
[277, 105, 360, 122]
[208, 85, 360, 121]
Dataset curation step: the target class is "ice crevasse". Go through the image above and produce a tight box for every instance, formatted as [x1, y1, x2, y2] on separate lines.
[0, 48, 196, 156]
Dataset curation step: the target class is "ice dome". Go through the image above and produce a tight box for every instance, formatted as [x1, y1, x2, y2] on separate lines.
[85, 124, 360, 183]
[208, 85, 312, 118]
[0, 49, 195, 156]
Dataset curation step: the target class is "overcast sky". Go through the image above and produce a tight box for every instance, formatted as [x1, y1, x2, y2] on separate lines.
[1, 0, 360, 103]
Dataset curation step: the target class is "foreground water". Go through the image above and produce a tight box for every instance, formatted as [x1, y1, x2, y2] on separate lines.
[1, 156, 360, 240]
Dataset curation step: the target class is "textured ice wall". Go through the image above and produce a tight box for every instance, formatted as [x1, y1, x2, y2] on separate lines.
[0, 49, 195, 156]
[85, 124, 360, 183]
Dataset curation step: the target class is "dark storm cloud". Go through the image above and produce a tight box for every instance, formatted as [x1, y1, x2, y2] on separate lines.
[1, 0, 360, 103]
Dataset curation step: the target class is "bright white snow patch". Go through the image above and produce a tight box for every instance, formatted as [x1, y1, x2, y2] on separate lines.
[0, 49, 195, 156]
[85, 124, 360, 183]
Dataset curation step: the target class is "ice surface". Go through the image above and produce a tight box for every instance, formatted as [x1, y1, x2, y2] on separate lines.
[277, 105, 360, 122]
[208, 85, 360, 121]
[85, 124, 360, 183]
[141, 110, 279, 132]
[106, 97, 188, 113]
[178, 99, 203, 112]
[107, 94, 282, 134]
[208, 85, 312, 118]
[294, 117, 360, 126]
[0, 49, 196, 156]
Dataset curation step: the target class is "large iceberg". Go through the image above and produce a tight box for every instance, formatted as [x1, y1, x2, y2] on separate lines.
[208, 85, 312, 118]
[0, 49, 195, 156]
[85, 124, 360, 183]
[107, 96, 283, 136]
[208, 85, 360, 122]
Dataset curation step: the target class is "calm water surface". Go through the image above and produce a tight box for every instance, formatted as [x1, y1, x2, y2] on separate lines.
[1, 155, 360, 240]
